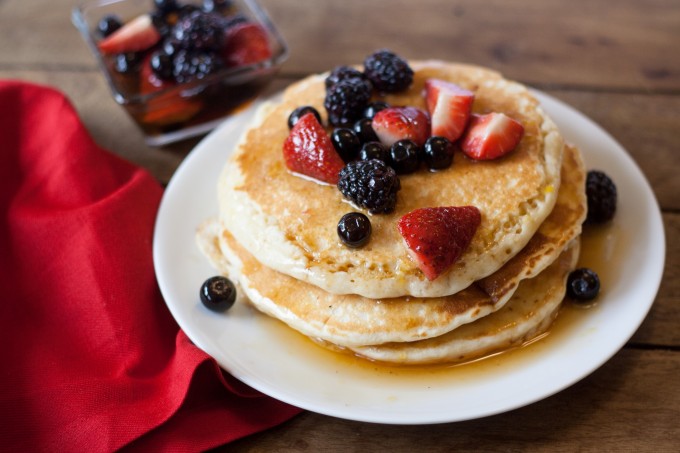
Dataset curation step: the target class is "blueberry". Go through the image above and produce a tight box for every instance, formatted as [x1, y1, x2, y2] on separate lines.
[203, 0, 234, 13]
[97, 14, 122, 37]
[337, 212, 372, 248]
[200, 276, 237, 311]
[288, 106, 322, 129]
[113, 52, 141, 74]
[363, 101, 389, 119]
[358, 141, 389, 162]
[567, 268, 600, 301]
[423, 136, 455, 170]
[331, 128, 362, 162]
[353, 118, 379, 143]
[150, 50, 174, 80]
[154, 0, 180, 15]
[389, 139, 420, 174]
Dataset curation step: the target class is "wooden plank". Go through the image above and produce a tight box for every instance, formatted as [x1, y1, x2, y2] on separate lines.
[224, 349, 680, 452]
[260, 0, 680, 90]
[1, 0, 679, 90]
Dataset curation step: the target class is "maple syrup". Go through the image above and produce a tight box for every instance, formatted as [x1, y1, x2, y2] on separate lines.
[257, 221, 621, 383]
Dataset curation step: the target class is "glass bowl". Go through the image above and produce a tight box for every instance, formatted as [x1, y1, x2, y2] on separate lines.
[73, 0, 288, 146]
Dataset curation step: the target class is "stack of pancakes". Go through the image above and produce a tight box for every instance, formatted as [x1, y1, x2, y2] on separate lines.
[197, 60, 587, 365]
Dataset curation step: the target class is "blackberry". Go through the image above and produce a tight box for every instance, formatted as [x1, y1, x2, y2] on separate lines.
[337, 212, 372, 248]
[203, 0, 234, 14]
[113, 52, 141, 74]
[288, 105, 322, 129]
[172, 10, 226, 51]
[324, 78, 371, 127]
[200, 276, 237, 311]
[338, 159, 401, 214]
[173, 49, 223, 83]
[154, 0, 179, 15]
[325, 65, 372, 92]
[223, 13, 249, 29]
[363, 49, 413, 93]
[567, 268, 600, 301]
[585, 170, 617, 223]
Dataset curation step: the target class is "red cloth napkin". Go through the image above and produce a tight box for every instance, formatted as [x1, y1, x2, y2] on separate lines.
[0, 81, 302, 452]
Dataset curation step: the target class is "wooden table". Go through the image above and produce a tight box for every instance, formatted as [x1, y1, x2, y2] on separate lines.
[2, 0, 678, 450]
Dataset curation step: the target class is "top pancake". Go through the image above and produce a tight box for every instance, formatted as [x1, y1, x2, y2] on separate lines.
[218, 60, 564, 298]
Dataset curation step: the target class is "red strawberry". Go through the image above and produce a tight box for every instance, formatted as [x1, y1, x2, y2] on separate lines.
[424, 78, 474, 142]
[372, 106, 430, 147]
[459, 113, 524, 160]
[222, 23, 273, 67]
[397, 206, 481, 281]
[283, 113, 345, 184]
[138, 56, 203, 126]
[98, 14, 161, 55]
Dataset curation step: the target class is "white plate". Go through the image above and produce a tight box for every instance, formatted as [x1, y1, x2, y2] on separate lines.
[153, 90, 665, 424]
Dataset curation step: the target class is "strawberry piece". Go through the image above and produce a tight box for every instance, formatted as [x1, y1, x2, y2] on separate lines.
[459, 113, 524, 160]
[283, 113, 345, 184]
[372, 106, 430, 147]
[98, 14, 161, 55]
[138, 56, 203, 126]
[397, 206, 481, 281]
[424, 78, 474, 142]
[222, 23, 273, 67]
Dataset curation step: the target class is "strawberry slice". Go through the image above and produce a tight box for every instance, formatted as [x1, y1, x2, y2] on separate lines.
[138, 56, 203, 126]
[424, 78, 474, 142]
[98, 14, 161, 55]
[372, 106, 430, 147]
[397, 206, 481, 280]
[222, 23, 273, 67]
[283, 113, 345, 184]
[459, 113, 524, 160]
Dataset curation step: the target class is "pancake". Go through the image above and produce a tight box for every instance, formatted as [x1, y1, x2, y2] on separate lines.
[217, 60, 564, 298]
[347, 239, 580, 365]
[197, 145, 586, 347]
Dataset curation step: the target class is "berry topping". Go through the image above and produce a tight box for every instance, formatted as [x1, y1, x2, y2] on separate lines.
[150, 50, 174, 80]
[389, 139, 421, 174]
[363, 49, 414, 93]
[585, 170, 617, 224]
[283, 113, 346, 184]
[221, 22, 272, 67]
[172, 49, 223, 83]
[331, 128, 362, 162]
[113, 52, 142, 74]
[423, 136, 455, 170]
[397, 206, 481, 280]
[288, 106, 322, 129]
[353, 118, 379, 143]
[337, 212, 372, 248]
[98, 14, 162, 55]
[363, 101, 390, 119]
[172, 10, 226, 51]
[424, 78, 475, 142]
[459, 112, 524, 160]
[200, 276, 237, 311]
[372, 106, 430, 148]
[358, 141, 389, 162]
[325, 66, 372, 91]
[154, 0, 180, 15]
[203, 0, 234, 14]
[567, 268, 600, 301]
[338, 159, 401, 214]
[324, 78, 372, 127]
[97, 14, 123, 38]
